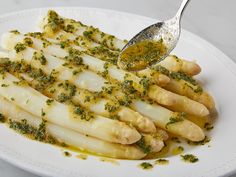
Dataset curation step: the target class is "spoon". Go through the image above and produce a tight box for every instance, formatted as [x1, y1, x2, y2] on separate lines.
[118, 0, 190, 71]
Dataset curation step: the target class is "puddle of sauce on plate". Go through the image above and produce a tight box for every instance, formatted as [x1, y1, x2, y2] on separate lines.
[171, 146, 184, 155]
[155, 159, 169, 165]
[76, 153, 88, 160]
[99, 157, 119, 165]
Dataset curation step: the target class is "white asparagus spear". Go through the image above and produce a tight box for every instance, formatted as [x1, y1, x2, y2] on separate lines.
[141, 134, 164, 153]
[1, 33, 209, 117]
[6, 47, 106, 92]
[40, 10, 126, 51]
[156, 128, 169, 141]
[163, 78, 215, 110]
[0, 55, 204, 142]
[0, 72, 141, 144]
[136, 69, 170, 87]
[157, 55, 201, 76]
[40, 10, 201, 76]
[137, 64, 214, 110]
[16, 70, 156, 133]
[133, 100, 205, 142]
[0, 96, 146, 159]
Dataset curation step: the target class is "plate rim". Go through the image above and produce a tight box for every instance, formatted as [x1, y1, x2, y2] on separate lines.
[0, 6, 236, 177]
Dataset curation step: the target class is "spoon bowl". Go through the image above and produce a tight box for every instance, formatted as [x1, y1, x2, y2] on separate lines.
[117, 0, 190, 71]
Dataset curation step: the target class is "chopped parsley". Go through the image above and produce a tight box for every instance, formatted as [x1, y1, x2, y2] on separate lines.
[64, 24, 76, 33]
[57, 81, 76, 102]
[139, 77, 150, 95]
[33, 51, 47, 65]
[121, 80, 136, 94]
[57, 93, 71, 103]
[73, 106, 93, 121]
[139, 162, 153, 170]
[181, 154, 199, 163]
[74, 106, 84, 115]
[46, 10, 64, 33]
[165, 112, 186, 129]
[23, 37, 33, 47]
[63, 151, 72, 157]
[14, 43, 26, 53]
[72, 69, 82, 75]
[41, 109, 46, 117]
[135, 136, 151, 154]
[64, 48, 83, 66]
[10, 30, 20, 34]
[170, 72, 197, 85]
[9, 119, 57, 144]
[171, 137, 181, 143]
[118, 94, 133, 107]
[46, 99, 54, 106]
[31, 70, 56, 91]
[99, 62, 110, 78]
[0, 113, 5, 123]
[83, 30, 93, 38]
[35, 119, 48, 141]
[1, 84, 9, 87]
[155, 159, 169, 165]
[9, 119, 35, 134]
[104, 102, 118, 113]
[87, 45, 118, 64]
[110, 114, 120, 120]
[152, 65, 170, 76]
[187, 136, 210, 146]
[101, 85, 114, 95]
[204, 123, 214, 131]
[42, 39, 52, 48]
[84, 96, 91, 103]
[60, 40, 71, 49]
[25, 32, 43, 39]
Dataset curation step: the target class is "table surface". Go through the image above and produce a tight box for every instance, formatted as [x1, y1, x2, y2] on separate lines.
[0, 0, 235, 177]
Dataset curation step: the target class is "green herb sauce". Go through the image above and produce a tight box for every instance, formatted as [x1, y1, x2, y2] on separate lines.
[181, 154, 199, 163]
[119, 40, 167, 71]
[139, 162, 153, 170]
[135, 136, 151, 154]
[14, 43, 26, 53]
[0, 113, 6, 123]
[155, 159, 169, 165]
[165, 112, 186, 129]
[9, 119, 57, 144]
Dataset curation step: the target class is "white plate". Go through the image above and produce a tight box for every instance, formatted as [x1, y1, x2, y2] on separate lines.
[0, 7, 236, 177]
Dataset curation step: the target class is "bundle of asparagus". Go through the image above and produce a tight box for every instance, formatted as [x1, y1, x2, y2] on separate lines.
[0, 10, 215, 159]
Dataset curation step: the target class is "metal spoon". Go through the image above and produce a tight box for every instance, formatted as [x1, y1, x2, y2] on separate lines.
[118, 0, 190, 71]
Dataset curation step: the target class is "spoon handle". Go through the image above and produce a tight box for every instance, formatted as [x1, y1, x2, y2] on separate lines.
[175, 0, 190, 18]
